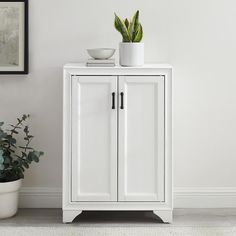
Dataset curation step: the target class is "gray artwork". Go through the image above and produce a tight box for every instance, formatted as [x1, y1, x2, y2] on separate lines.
[0, 6, 19, 66]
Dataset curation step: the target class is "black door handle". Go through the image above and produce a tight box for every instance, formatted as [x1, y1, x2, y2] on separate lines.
[120, 92, 124, 109]
[112, 92, 115, 109]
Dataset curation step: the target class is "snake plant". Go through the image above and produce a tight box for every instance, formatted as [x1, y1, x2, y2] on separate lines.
[114, 10, 143, 43]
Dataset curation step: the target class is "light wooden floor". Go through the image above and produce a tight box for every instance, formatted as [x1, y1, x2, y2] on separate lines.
[1, 209, 236, 226]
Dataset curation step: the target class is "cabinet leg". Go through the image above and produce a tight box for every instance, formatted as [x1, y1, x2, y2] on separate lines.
[63, 210, 82, 223]
[153, 210, 173, 223]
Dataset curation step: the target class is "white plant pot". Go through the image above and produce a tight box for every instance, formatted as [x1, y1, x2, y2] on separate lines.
[119, 42, 144, 67]
[0, 179, 22, 219]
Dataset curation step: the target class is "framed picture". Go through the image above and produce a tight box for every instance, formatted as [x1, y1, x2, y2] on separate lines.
[0, 0, 28, 74]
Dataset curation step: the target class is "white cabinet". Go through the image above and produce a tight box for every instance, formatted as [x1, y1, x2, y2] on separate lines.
[63, 64, 172, 223]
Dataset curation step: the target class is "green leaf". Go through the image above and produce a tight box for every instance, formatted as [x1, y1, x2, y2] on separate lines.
[22, 161, 29, 169]
[0, 150, 4, 164]
[3, 156, 11, 164]
[11, 138, 16, 144]
[34, 151, 40, 156]
[32, 155, 39, 163]
[0, 163, 4, 170]
[22, 114, 29, 120]
[6, 136, 16, 144]
[114, 13, 131, 42]
[131, 10, 140, 41]
[24, 126, 29, 134]
[0, 122, 4, 126]
[4, 163, 9, 168]
[27, 154, 32, 163]
[128, 18, 135, 41]
[27, 151, 40, 163]
[18, 165, 24, 171]
[17, 170, 24, 179]
[133, 24, 143, 42]
[124, 18, 129, 29]
[0, 131, 7, 139]
[13, 160, 19, 166]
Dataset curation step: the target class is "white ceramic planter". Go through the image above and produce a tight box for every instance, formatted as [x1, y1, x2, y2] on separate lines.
[119, 42, 144, 67]
[0, 179, 22, 219]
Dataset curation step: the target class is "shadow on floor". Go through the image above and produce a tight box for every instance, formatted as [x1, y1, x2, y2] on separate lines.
[74, 211, 164, 224]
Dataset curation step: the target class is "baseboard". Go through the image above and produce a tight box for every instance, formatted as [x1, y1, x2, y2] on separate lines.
[19, 187, 62, 208]
[174, 187, 236, 208]
[19, 187, 236, 208]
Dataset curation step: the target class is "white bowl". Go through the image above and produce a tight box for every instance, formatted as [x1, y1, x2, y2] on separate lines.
[87, 48, 115, 60]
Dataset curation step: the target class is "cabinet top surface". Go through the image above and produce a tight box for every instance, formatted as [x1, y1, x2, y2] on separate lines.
[64, 63, 172, 76]
[64, 63, 172, 70]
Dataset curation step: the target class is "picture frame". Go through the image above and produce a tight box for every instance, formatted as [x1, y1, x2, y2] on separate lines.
[0, 0, 28, 74]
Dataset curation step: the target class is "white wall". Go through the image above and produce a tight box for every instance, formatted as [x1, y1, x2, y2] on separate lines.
[1, 0, 236, 207]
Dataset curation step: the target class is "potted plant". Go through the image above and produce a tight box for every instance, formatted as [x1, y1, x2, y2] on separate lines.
[114, 10, 144, 66]
[0, 114, 44, 219]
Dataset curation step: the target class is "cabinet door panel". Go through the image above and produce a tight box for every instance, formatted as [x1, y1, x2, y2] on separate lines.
[71, 76, 117, 202]
[118, 76, 165, 202]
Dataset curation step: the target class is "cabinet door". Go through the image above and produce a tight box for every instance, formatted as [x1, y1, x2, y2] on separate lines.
[118, 76, 165, 202]
[71, 76, 117, 201]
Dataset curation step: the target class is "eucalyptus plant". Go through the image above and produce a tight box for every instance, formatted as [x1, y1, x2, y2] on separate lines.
[114, 10, 143, 42]
[0, 114, 44, 182]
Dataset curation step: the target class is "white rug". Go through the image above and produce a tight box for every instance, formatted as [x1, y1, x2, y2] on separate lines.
[0, 226, 236, 236]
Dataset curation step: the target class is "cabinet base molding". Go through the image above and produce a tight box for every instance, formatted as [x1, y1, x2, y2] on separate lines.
[63, 210, 173, 223]
[153, 210, 173, 223]
[63, 210, 82, 223]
